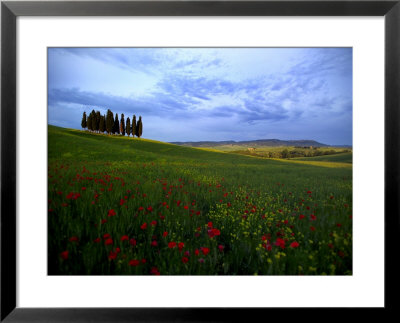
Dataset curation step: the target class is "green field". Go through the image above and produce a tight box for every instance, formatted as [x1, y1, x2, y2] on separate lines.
[48, 125, 352, 275]
[292, 152, 353, 164]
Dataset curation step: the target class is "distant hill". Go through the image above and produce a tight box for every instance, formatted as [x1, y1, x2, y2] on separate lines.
[170, 139, 329, 148]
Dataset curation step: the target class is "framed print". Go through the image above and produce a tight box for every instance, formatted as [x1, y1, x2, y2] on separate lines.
[1, 0, 399, 321]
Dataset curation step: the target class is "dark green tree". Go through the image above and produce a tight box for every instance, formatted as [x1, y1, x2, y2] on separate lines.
[95, 111, 101, 133]
[87, 111, 93, 131]
[131, 115, 136, 138]
[106, 109, 114, 134]
[81, 111, 87, 129]
[120, 113, 125, 136]
[126, 117, 131, 137]
[99, 114, 105, 133]
[113, 113, 120, 135]
[136, 116, 143, 138]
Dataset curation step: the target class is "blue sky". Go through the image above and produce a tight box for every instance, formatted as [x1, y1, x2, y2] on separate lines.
[48, 47, 352, 145]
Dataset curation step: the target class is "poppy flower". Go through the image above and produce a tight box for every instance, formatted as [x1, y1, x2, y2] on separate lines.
[129, 238, 136, 247]
[299, 214, 305, 220]
[103, 233, 110, 239]
[69, 236, 79, 242]
[147, 206, 153, 212]
[105, 238, 113, 245]
[310, 226, 316, 231]
[121, 235, 129, 242]
[151, 240, 158, 247]
[108, 251, 117, 260]
[150, 267, 160, 275]
[310, 214, 316, 221]
[218, 245, 224, 252]
[129, 259, 140, 266]
[108, 209, 116, 217]
[101, 219, 107, 224]
[195, 249, 199, 256]
[181, 256, 189, 264]
[140, 223, 147, 230]
[274, 238, 285, 249]
[93, 237, 101, 243]
[162, 231, 168, 237]
[178, 242, 184, 251]
[168, 242, 176, 249]
[290, 241, 299, 248]
[138, 206, 144, 211]
[150, 220, 157, 226]
[202, 247, 210, 256]
[60, 250, 69, 260]
[207, 222, 213, 228]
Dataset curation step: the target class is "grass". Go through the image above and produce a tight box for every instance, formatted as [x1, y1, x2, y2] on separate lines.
[48, 125, 352, 275]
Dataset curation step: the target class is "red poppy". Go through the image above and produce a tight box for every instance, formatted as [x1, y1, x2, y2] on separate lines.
[140, 223, 147, 230]
[103, 233, 110, 239]
[108, 209, 116, 217]
[108, 250, 117, 260]
[207, 222, 213, 228]
[168, 242, 176, 249]
[121, 235, 129, 242]
[69, 236, 79, 242]
[81, 187, 86, 191]
[336, 223, 342, 227]
[115, 247, 121, 253]
[310, 214, 316, 221]
[147, 206, 153, 212]
[310, 226, 316, 231]
[105, 238, 113, 245]
[290, 241, 299, 248]
[151, 240, 158, 247]
[274, 238, 285, 249]
[93, 237, 101, 243]
[218, 245, 224, 252]
[181, 257, 189, 263]
[195, 249, 199, 256]
[150, 267, 160, 275]
[138, 206, 144, 211]
[150, 220, 157, 226]
[129, 238, 137, 247]
[129, 259, 140, 266]
[60, 250, 69, 260]
[178, 242, 184, 251]
[101, 219, 107, 224]
[162, 231, 168, 237]
[202, 247, 210, 256]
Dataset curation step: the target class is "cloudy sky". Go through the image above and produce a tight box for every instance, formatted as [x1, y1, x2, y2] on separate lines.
[48, 47, 352, 145]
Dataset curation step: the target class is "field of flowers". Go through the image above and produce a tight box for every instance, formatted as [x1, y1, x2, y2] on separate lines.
[48, 126, 352, 275]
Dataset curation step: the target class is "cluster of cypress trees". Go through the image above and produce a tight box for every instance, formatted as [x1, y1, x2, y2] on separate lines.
[81, 109, 143, 138]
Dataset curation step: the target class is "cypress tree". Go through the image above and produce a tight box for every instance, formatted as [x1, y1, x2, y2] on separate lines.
[99, 115, 105, 133]
[106, 109, 114, 134]
[95, 111, 101, 133]
[90, 109, 96, 132]
[87, 111, 93, 131]
[114, 113, 120, 135]
[126, 117, 131, 137]
[136, 116, 143, 138]
[131, 115, 136, 138]
[81, 111, 87, 130]
[120, 113, 125, 136]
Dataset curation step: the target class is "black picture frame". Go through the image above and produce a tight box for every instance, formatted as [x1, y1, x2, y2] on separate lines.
[1, 0, 399, 321]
